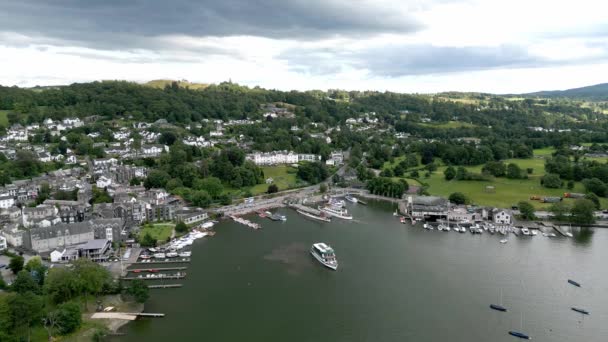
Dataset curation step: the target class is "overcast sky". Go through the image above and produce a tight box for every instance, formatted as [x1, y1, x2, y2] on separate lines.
[1, 0, 607, 93]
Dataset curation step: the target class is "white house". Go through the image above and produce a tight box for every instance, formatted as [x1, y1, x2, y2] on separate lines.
[65, 155, 78, 164]
[0, 195, 15, 209]
[141, 145, 167, 157]
[50, 249, 64, 262]
[493, 210, 512, 224]
[96, 176, 112, 188]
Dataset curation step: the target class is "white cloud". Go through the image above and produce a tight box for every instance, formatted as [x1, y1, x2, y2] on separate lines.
[1, 0, 607, 92]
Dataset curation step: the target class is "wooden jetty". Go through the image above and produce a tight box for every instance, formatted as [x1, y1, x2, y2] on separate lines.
[121, 274, 186, 281]
[229, 215, 261, 229]
[91, 312, 165, 320]
[148, 284, 183, 289]
[133, 259, 191, 265]
[537, 221, 570, 236]
[129, 267, 187, 272]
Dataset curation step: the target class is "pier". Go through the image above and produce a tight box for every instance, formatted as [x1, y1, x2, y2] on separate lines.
[133, 259, 191, 265]
[128, 267, 188, 272]
[229, 215, 261, 229]
[148, 284, 183, 289]
[121, 274, 186, 280]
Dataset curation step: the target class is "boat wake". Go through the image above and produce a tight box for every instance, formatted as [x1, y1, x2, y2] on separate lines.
[263, 243, 313, 275]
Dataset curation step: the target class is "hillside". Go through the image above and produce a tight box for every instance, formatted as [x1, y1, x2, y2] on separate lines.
[525, 83, 608, 100]
[144, 79, 209, 90]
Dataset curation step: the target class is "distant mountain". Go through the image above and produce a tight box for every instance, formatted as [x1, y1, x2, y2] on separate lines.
[144, 79, 209, 90]
[525, 83, 608, 100]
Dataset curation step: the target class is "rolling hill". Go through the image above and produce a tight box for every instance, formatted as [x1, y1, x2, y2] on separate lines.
[144, 79, 209, 90]
[525, 83, 608, 100]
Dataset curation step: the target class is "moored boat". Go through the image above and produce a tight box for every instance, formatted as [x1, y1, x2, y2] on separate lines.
[166, 252, 178, 258]
[571, 307, 589, 315]
[568, 279, 581, 287]
[269, 212, 287, 221]
[178, 251, 192, 258]
[153, 253, 166, 259]
[310, 242, 338, 270]
[500, 239, 508, 244]
[319, 206, 353, 220]
[490, 304, 507, 312]
[345, 194, 358, 203]
[297, 209, 331, 222]
[508, 331, 530, 339]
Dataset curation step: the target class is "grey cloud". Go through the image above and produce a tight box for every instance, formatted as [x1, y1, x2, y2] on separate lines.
[0, 0, 421, 49]
[280, 44, 554, 77]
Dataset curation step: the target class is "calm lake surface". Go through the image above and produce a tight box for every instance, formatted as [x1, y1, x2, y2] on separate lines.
[115, 201, 607, 342]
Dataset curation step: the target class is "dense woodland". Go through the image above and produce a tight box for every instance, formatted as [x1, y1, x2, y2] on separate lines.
[2, 81, 608, 205]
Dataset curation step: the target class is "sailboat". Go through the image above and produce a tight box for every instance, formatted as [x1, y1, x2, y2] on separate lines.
[508, 312, 531, 340]
[490, 289, 507, 312]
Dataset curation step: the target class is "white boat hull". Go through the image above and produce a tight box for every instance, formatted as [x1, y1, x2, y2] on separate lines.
[310, 251, 338, 270]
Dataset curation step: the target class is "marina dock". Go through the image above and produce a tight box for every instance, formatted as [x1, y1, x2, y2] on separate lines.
[148, 284, 183, 289]
[229, 215, 261, 229]
[121, 274, 186, 280]
[128, 267, 188, 272]
[133, 259, 191, 264]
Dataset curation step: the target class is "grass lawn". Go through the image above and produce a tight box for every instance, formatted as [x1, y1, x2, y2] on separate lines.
[419, 121, 476, 129]
[0, 110, 9, 127]
[249, 165, 299, 195]
[139, 223, 175, 243]
[405, 148, 608, 208]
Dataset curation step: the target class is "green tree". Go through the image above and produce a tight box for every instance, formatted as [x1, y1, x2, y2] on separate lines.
[410, 170, 419, 178]
[7, 292, 43, 340]
[585, 193, 601, 210]
[506, 163, 522, 179]
[405, 153, 418, 168]
[175, 221, 188, 234]
[517, 201, 536, 220]
[195, 177, 223, 198]
[448, 192, 467, 205]
[570, 199, 596, 224]
[8, 255, 24, 274]
[24, 256, 46, 285]
[319, 183, 328, 193]
[139, 232, 157, 247]
[144, 170, 171, 189]
[482, 161, 506, 177]
[542, 173, 561, 188]
[53, 301, 82, 335]
[444, 166, 456, 180]
[219, 194, 232, 205]
[72, 259, 111, 311]
[191, 190, 212, 208]
[582, 178, 607, 197]
[267, 184, 279, 194]
[549, 202, 570, 222]
[44, 267, 80, 304]
[11, 271, 40, 294]
[126, 279, 150, 304]
[129, 177, 142, 186]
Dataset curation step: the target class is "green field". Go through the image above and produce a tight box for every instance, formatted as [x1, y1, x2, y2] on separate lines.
[0, 110, 8, 127]
[419, 121, 476, 129]
[139, 223, 175, 243]
[249, 165, 299, 195]
[407, 148, 608, 208]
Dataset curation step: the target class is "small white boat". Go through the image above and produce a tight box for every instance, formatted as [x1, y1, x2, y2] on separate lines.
[393, 209, 399, 216]
[201, 221, 215, 229]
[565, 232, 573, 237]
[521, 228, 530, 236]
[178, 251, 192, 258]
[345, 195, 358, 203]
[153, 253, 166, 259]
[500, 239, 508, 244]
[423, 223, 429, 229]
[310, 242, 338, 270]
[166, 252, 178, 258]
[530, 230, 538, 236]
[319, 206, 353, 220]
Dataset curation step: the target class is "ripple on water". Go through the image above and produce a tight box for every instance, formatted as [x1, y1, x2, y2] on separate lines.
[263, 242, 314, 275]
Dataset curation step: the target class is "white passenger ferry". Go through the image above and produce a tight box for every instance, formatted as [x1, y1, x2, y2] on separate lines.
[310, 243, 338, 270]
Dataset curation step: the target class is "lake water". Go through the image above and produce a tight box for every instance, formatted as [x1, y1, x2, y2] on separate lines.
[115, 201, 607, 341]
